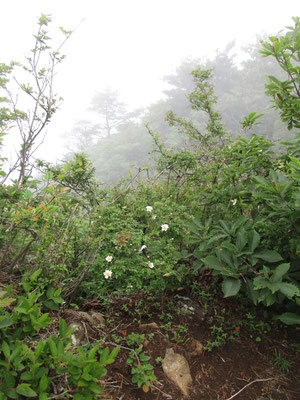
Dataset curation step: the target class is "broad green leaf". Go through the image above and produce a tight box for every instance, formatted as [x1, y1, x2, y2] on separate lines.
[202, 256, 223, 270]
[88, 344, 99, 360]
[4, 371, 15, 388]
[34, 341, 46, 358]
[274, 312, 300, 325]
[39, 375, 49, 392]
[254, 250, 283, 263]
[6, 389, 18, 399]
[110, 346, 120, 359]
[248, 230, 260, 252]
[222, 278, 241, 297]
[100, 347, 109, 364]
[88, 381, 103, 394]
[253, 276, 268, 290]
[59, 318, 67, 338]
[270, 263, 290, 283]
[48, 338, 57, 357]
[16, 384, 37, 397]
[0, 318, 13, 329]
[279, 282, 300, 298]
[246, 278, 259, 305]
[236, 229, 247, 252]
[2, 341, 10, 359]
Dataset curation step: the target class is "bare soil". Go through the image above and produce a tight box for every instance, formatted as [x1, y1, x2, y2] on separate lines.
[70, 290, 300, 400]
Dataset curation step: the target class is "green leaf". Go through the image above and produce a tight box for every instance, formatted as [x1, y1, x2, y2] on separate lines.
[0, 297, 15, 308]
[236, 229, 247, 252]
[109, 346, 120, 359]
[30, 269, 42, 282]
[248, 230, 260, 252]
[16, 384, 37, 397]
[59, 318, 67, 338]
[254, 250, 283, 263]
[0, 318, 13, 329]
[48, 338, 57, 357]
[4, 371, 16, 388]
[253, 276, 268, 290]
[6, 389, 18, 399]
[202, 256, 223, 270]
[246, 278, 259, 305]
[88, 381, 103, 393]
[222, 278, 241, 297]
[34, 341, 46, 358]
[2, 341, 10, 359]
[20, 372, 32, 381]
[270, 263, 290, 283]
[39, 375, 49, 392]
[100, 347, 109, 364]
[88, 344, 99, 360]
[274, 312, 300, 325]
[279, 282, 300, 298]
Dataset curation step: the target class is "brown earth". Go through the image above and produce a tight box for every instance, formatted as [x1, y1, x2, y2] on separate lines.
[65, 291, 300, 400]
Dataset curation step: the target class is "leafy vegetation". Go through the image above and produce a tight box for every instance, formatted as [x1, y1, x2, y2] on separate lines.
[0, 14, 299, 399]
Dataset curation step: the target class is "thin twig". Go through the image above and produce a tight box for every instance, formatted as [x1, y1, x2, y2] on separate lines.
[225, 377, 274, 400]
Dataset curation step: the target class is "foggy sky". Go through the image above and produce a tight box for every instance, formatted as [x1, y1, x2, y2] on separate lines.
[1, 0, 299, 162]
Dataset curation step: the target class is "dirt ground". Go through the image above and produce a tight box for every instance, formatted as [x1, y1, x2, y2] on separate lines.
[65, 290, 300, 400]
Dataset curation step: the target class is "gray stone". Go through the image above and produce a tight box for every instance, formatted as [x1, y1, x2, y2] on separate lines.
[162, 348, 192, 397]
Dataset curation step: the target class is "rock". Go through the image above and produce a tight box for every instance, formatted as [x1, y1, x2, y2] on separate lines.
[139, 322, 159, 330]
[175, 295, 204, 320]
[190, 339, 203, 357]
[63, 309, 105, 327]
[162, 348, 192, 397]
[68, 322, 85, 346]
[63, 310, 105, 346]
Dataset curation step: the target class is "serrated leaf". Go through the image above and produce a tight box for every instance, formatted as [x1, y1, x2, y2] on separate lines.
[30, 269, 42, 282]
[88, 344, 99, 360]
[279, 282, 300, 298]
[271, 263, 290, 283]
[0, 297, 15, 308]
[100, 347, 109, 364]
[236, 229, 247, 252]
[222, 278, 241, 297]
[202, 256, 223, 270]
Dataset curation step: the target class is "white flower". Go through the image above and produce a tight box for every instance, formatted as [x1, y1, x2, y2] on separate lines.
[148, 262, 154, 269]
[161, 224, 169, 232]
[139, 245, 147, 252]
[151, 215, 157, 220]
[105, 255, 113, 262]
[163, 272, 171, 277]
[231, 199, 237, 206]
[103, 270, 112, 279]
[146, 206, 153, 212]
